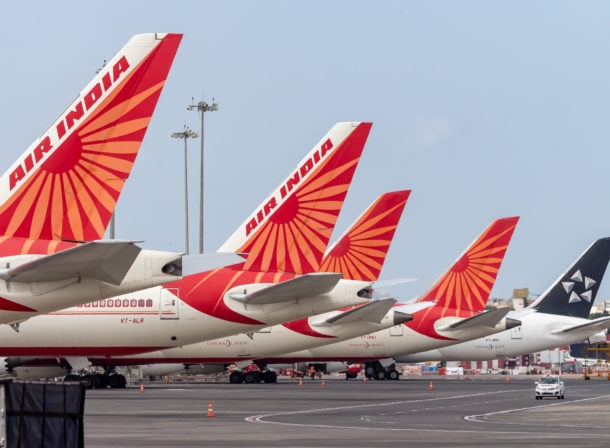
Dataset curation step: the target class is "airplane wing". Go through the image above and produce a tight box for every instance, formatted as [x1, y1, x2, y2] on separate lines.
[229, 273, 343, 304]
[311, 298, 403, 327]
[0, 241, 142, 285]
[550, 316, 610, 335]
[436, 307, 513, 331]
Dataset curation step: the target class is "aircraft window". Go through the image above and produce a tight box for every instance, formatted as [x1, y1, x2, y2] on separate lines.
[138, 299, 145, 307]
[92, 301, 98, 307]
[115, 299, 121, 307]
[122, 299, 129, 307]
[107, 300, 112, 307]
[84, 303, 90, 307]
[146, 299, 153, 307]
[99, 300, 105, 307]
[130, 299, 137, 307]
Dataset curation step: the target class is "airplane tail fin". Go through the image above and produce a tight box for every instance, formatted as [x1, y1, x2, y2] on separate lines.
[529, 237, 610, 318]
[219, 122, 372, 274]
[416, 216, 519, 313]
[0, 33, 182, 250]
[319, 190, 410, 281]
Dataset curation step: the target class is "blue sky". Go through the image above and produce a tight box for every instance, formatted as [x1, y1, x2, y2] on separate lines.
[2, 1, 610, 304]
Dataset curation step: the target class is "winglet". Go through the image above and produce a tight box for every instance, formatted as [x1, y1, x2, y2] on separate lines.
[529, 237, 610, 317]
[320, 190, 410, 281]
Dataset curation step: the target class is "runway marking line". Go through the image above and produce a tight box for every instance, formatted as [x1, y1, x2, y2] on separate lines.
[245, 387, 610, 436]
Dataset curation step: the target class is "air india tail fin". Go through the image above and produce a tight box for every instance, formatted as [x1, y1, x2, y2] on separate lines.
[416, 216, 519, 311]
[219, 122, 372, 274]
[0, 33, 182, 251]
[529, 237, 610, 318]
[319, 190, 411, 281]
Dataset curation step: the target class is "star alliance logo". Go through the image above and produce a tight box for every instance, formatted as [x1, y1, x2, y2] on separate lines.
[562, 270, 596, 304]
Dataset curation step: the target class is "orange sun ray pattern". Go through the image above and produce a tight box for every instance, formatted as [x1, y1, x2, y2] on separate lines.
[413, 217, 519, 328]
[238, 123, 372, 274]
[319, 190, 410, 281]
[0, 35, 180, 256]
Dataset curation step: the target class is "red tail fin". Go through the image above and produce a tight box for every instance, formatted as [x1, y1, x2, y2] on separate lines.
[416, 216, 519, 315]
[319, 190, 410, 281]
[0, 33, 181, 253]
[219, 122, 372, 274]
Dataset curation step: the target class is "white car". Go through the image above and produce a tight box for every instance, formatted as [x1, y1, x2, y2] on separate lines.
[535, 375, 565, 400]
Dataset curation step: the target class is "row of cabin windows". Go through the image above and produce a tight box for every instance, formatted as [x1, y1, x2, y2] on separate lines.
[77, 299, 154, 308]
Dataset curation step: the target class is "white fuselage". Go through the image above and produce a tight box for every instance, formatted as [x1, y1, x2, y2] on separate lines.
[397, 309, 604, 362]
[0, 279, 371, 358]
[107, 302, 408, 365]
[106, 303, 513, 367]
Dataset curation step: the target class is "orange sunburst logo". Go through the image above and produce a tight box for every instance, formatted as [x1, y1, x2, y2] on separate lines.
[0, 34, 181, 254]
[320, 190, 410, 281]
[416, 216, 519, 315]
[406, 216, 519, 340]
[237, 122, 372, 274]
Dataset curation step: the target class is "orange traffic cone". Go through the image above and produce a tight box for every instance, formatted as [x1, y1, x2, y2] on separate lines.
[429, 381, 434, 391]
[139, 382, 145, 393]
[206, 401, 215, 418]
[506, 376, 510, 383]
[363, 375, 367, 383]
[299, 377, 303, 386]
[321, 378, 326, 388]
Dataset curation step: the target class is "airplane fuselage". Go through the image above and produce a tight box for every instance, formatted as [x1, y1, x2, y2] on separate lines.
[396, 309, 606, 363]
[0, 276, 372, 358]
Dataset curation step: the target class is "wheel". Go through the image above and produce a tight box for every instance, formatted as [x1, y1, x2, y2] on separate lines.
[244, 372, 256, 384]
[253, 371, 263, 383]
[108, 373, 126, 389]
[262, 371, 277, 383]
[96, 373, 110, 389]
[229, 371, 244, 384]
[375, 370, 386, 381]
[82, 374, 99, 389]
[64, 374, 81, 382]
[387, 369, 400, 380]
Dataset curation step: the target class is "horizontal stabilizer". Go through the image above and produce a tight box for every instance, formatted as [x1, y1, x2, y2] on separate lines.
[437, 307, 512, 331]
[550, 316, 610, 335]
[312, 298, 397, 327]
[229, 273, 343, 305]
[181, 253, 246, 276]
[0, 241, 142, 285]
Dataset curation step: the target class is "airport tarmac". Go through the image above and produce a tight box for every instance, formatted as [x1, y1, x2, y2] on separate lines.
[84, 375, 610, 447]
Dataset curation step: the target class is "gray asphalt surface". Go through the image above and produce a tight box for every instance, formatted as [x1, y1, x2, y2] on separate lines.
[83, 375, 610, 447]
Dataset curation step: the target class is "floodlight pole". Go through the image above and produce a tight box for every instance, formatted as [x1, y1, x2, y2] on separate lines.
[171, 126, 198, 254]
[187, 98, 218, 253]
